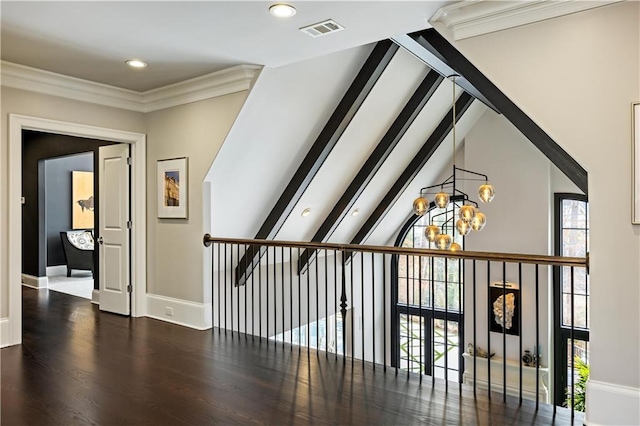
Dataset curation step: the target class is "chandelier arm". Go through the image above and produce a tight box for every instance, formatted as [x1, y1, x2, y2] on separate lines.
[454, 166, 489, 181]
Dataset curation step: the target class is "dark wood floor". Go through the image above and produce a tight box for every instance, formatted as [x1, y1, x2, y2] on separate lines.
[2, 288, 582, 425]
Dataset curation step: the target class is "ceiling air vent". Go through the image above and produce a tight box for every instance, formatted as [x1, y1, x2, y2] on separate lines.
[300, 19, 344, 38]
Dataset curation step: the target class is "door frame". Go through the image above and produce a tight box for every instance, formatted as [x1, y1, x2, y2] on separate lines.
[8, 114, 147, 346]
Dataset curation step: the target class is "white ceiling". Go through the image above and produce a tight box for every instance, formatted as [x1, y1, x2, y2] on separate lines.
[0, 1, 451, 92]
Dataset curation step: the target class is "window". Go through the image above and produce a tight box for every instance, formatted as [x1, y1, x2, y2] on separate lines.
[553, 194, 589, 406]
[392, 205, 463, 381]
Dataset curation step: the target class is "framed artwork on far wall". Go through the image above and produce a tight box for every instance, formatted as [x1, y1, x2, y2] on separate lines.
[633, 102, 640, 224]
[157, 157, 188, 219]
[488, 281, 520, 336]
[72, 171, 94, 229]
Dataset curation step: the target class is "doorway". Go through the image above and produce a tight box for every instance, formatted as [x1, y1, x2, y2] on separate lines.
[6, 114, 147, 347]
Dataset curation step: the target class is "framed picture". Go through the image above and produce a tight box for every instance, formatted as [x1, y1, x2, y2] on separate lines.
[633, 102, 640, 224]
[157, 157, 188, 219]
[489, 281, 520, 336]
[72, 171, 94, 229]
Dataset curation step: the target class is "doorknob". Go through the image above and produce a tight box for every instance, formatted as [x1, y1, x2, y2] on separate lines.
[98, 236, 104, 245]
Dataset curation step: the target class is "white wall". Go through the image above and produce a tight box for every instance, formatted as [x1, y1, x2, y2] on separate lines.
[434, 2, 640, 423]
[146, 92, 248, 304]
[462, 109, 553, 395]
[0, 87, 146, 318]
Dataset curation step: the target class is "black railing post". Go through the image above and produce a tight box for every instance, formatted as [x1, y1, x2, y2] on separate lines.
[340, 251, 348, 364]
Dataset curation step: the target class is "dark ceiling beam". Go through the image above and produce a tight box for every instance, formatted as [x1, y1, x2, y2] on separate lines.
[400, 29, 588, 194]
[391, 34, 497, 112]
[234, 40, 399, 286]
[297, 70, 444, 274]
[347, 92, 475, 252]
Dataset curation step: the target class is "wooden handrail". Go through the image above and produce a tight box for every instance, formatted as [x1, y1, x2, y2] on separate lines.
[203, 234, 588, 269]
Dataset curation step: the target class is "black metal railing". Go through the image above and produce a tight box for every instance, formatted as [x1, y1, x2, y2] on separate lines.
[204, 234, 587, 416]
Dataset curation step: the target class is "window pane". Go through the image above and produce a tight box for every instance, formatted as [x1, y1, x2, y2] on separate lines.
[562, 229, 587, 257]
[562, 294, 589, 329]
[563, 199, 587, 228]
[399, 314, 424, 373]
[562, 267, 588, 294]
[432, 319, 460, 382]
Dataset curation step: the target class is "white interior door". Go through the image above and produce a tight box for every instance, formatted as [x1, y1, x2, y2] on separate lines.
[98, 144, 130, 315]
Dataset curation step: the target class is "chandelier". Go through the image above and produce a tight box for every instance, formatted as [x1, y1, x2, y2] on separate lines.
[412, 75, 495, 251]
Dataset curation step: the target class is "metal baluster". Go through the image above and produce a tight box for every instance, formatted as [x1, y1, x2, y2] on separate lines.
[290, 247, 293, 350]
[350, 254, 354, 367]
[445, 257, 449, 388]
[298, 247, 302, 352]
[316, 249, 320, 354]
[230, 244, 234, 336]
[274, 246, 277, 348]
[502, 261, 507, 402]
[431, 255, 435, 386]
[224, 244, 228, 335]
[307, 251, 311, 355]
[244, 244, 247, 339]
[335, 250, 338, 360]
[325, 248, 329, 357]
[458, 256, 463, 392]
[518, 263, 523, 404]
[340, 251, 347, 365]
[406, 254, 410, 379]
[419, 255, 423, 382]
[536, 264, 540, 409]
[217, 243, 221, 334]
[570, 266, 575, 417]
[383, 253, 387, 372]
[372, 252, 376, 370]
[237, 245, 240, 335]
[361, 251, 365, 368]
[282, 247, 285, 349]
[487, 261, 491, 399]
[473, 259, 477, 396]
[259, 245, 262, 341]
[251, 246, 255, 340]
[266, 248, 269, 342]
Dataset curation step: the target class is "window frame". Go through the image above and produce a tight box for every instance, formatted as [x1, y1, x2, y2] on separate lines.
[553, 193, 590, 406]
[391, 206, 464, 382]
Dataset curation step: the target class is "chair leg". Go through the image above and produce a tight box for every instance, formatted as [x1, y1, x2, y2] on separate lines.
[67, 269, 71, 278]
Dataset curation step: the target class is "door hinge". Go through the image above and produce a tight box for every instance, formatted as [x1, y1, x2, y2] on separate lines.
[126, 157, 132, 166]
[127, 221, 132, 229]
[127, 284, 132, 293]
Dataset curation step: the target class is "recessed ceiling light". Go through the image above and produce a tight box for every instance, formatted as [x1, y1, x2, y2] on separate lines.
[301, 208, 311, 217]
[351, 209, 360, 217]
[126, 59, 148, 68]
[269, 3, 296, 18]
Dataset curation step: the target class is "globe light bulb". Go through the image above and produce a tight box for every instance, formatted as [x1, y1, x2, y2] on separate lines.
[459, 205, 477, 222]
[425, 225, 441, 242]
[449, 242, 462, 252]
[456, 218, 471, 236]
[470, 211, 487, 231]
[434, 234, 452, 250]
[478, 184, 495, 203]
[434, 192, 450, 209]
[413, 196, 429, 216]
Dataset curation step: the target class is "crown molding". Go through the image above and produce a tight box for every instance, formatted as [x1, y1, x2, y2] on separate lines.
[141, 65, 261, 113]
[430, 0, 623, 41]
[1, 61, 262, 113]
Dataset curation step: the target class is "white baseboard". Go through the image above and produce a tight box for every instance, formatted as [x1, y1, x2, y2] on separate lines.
[0, 318, 10, 348]
[92, 290, 100, 305]
[21, 274, 48, 289]
[146, 294, 212, 330]
[585, 380, 640, 425]
[46, 265, 67, 276]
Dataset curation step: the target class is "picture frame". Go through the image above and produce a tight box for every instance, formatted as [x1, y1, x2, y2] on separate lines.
[633, 102, 640, 224]
[72, 171, 94, 229]
[488, 281, 520, 336]
[157, 157, 188, 219]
